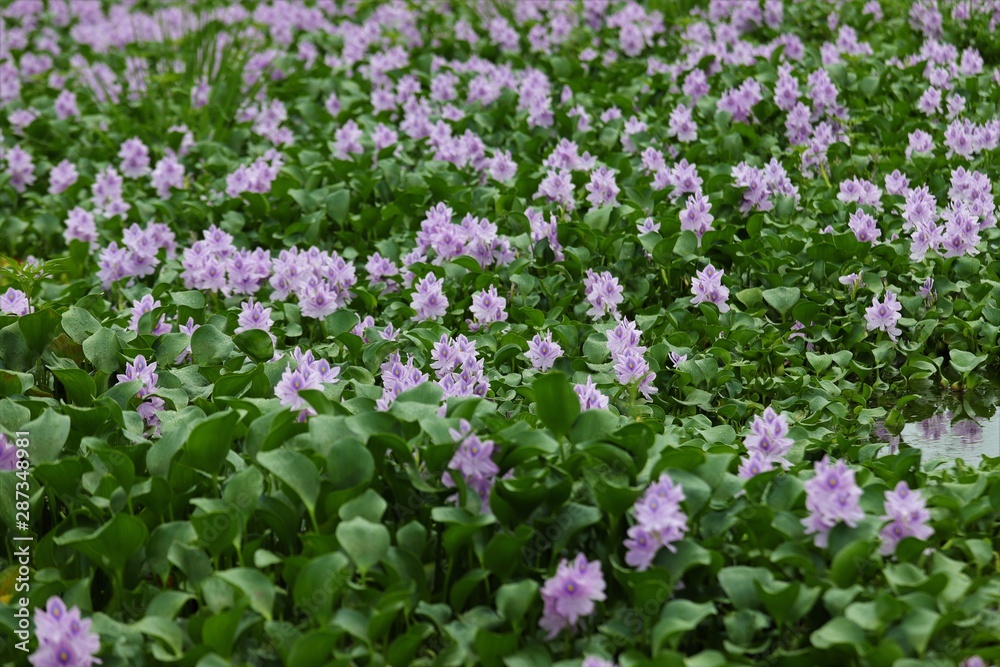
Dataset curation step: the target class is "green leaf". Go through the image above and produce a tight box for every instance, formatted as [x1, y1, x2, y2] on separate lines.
[21, 409, 71, 464]
[54, 514, 148, 575]
[718, 567, 774, 609]
[336, 517, 390, 574]
[583, 204, 613, 233]
[496, 580, 538, 626]
[51, 367, 96, 406]
[293, 552, 351, 623]
[18, 308, 61, 355]
[533, 371, 580, 438]
[183, 410, 239, 475]
[61, 306, 102, 344]
[762, 287, 800, 317]
[233, 329, 274, 363]
[325, 438, 374, 491]
[652, 600, 716, 654]
[257, 449, 320, 522]
[326, 189, 350, 223]
[216, 568, 276, 621]
[191, 324, 234, 365]
[811, 617, 866, 650]
[949, 349, 986, 374]
[83, 328, 121, 374]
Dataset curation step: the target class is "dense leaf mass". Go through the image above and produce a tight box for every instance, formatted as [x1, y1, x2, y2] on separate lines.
[1, 0, 1000, 666]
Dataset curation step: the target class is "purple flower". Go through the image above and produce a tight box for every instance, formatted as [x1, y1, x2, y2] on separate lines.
[442, 420, 499, 513]
[737, 451, 775, 480]
[0, 288, 31, 316]
[669, 351, 687, 367]
[539, 553, 607, 639]
[49, 159, 79, 195]
[802, 457, 865, 548]
[128, 295, 170, 335]
[29, 597, 101, 667]
[0, 433, 18, 471]
[583, 269, 624, 320]
[5, 145, 36, 192]
[740, 407, 795, 475]
[864, 291, 903, 341]
[525, 332, 563, 371]
[879, 481, 933, 556]
[54, 90, 79, 119]
[376, 352, 429, 411]
[411, 273, 449, 322]
[574, 376, 609, 411]
[275, 366, 322, 415]
[150, 154, 185, 199]
[582, 658, 617, 667]
[469, 285, 508, 331]
[117, 354, 158, 400]
[690, 264, 730, 313]
[839, 272, 862, 290]
[585, 166, 620, 208]
[118, 137, 150, 179]
[679, 193, 714, 243]
[29, 596, 101, 667]
[63, 207, 97, 248]
[625, 473, 689, 571]
[848, 210, 881, 243]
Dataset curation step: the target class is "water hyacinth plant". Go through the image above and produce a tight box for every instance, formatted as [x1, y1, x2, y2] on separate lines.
[0, 0, 999, 665]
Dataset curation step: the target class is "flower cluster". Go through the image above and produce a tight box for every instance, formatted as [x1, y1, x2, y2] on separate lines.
[690, 264, 730, 313]
[442, 419, 499, 513]
[525, 331, 563, 371]
[802, 457, 865, 548]
[583, 269, 624, 320]
[116, 355, 162, 434]
[375, 352, 430, 412]
[29, 597, 101, 667]
[431, 334, 489, 399]
[274, 348, 340, 419]
[624, 473, 689, 571]
[879, 481, 933, 556]
[738, 407, 794, 478]
[539, 553, 607, 638]
[864, 291, 903, 341]
[606, 318, 656, 400]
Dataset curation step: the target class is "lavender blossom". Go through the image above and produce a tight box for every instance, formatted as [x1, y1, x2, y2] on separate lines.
[539, 554, 607, 638]
[625, 473, 689, 571]
[864, 291, 903, 341]
[690, 264, 730, 313]
[525, 332, 563, 371]
[29, 597, 101, 667]
[878, 481, 933, 556]
[802, 457, 865, 548]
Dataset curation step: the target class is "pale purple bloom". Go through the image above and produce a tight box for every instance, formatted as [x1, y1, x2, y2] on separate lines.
[0, 288, 31, 315]
[669, 351, 687, 367]
[488, 150, 518, 182]
[626, 473, 688, 571]
[582, 658, 617, 667]
[574, 376, 608, 411]
[848, 210, 881, 243]
[637, 217, 660, 234]
[525, 332, 563, 371]
[918, 277, 935, 300]
[879, 481, 933, 556]
[864, 291, 903, 341]
[690, 264, 730, 313]
[539, 554, 607, 639]
[299, 279, 341, 319]
[48, 159, 78, 195]
[275, 366, 322, 414]
[175, 317, 199, 364]
[128, 295, 170, 335]
[680, 193, 714, 242]
[583, 269, 624, 320]
[585, 166, 620, 208]
[740, 407, 794, 475]
[376, 352, 429, 411]
[469, 285, 508, 331]
[5, 145, 36, 192]
[411, 272, 449, 322]
[442, 420, 499, 513]
[54, 90, 79, 119]
[29, 597, 101, 667]
[737, 451, 775, 480]
[838, 272, 862, 289]
[0, 434, 18, 471]
[802, 457, 865, 548]
[151, 154, 185, 199]
[118, 137, 150, 178]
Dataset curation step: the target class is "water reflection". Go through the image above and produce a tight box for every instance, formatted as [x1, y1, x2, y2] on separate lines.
[874, 392, 1000, 464]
